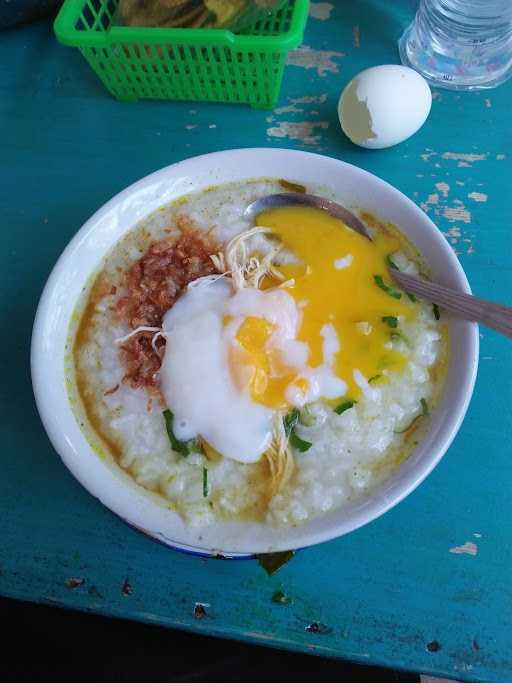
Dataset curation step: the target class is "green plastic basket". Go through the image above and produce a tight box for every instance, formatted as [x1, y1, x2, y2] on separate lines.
[54, 0, 309, 108]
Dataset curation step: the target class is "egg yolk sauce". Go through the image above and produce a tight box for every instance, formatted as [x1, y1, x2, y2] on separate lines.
[235, 206, 415, 406]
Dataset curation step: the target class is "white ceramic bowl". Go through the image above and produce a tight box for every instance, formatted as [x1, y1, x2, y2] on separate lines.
[31, 149, 479, 557]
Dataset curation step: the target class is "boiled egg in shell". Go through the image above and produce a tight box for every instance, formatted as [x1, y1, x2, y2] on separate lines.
[338, 65, 432, 149]
[160, 206, 415, 465]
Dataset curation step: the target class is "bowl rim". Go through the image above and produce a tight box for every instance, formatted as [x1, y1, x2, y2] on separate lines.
[31, 148, 479, 556]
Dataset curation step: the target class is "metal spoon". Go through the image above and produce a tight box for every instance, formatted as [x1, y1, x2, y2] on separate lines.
[245, 192, 512, 338]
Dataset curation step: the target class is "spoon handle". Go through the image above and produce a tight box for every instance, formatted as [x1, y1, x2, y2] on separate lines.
[391, 270, 512, 338]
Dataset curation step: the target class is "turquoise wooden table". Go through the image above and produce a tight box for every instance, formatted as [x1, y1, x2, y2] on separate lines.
[1, 2, 511, 681]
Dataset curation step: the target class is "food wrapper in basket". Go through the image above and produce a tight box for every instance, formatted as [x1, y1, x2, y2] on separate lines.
[118, 0, 286, 31]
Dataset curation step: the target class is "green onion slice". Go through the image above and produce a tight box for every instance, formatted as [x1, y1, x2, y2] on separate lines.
[334, 399, 357, 415]
[163, 409, 194, 456]
[202, 467, 208, 498]
[382, 315, 398, 329]
[373, 275, 402, 300]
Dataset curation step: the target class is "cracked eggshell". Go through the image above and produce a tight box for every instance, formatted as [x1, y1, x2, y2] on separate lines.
[338, 65, 432, 150]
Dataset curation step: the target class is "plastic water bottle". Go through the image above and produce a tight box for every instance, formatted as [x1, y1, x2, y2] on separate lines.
[399, 0, 512, 90]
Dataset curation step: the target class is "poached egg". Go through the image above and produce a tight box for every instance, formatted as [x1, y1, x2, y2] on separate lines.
[160, 205, 413, 464]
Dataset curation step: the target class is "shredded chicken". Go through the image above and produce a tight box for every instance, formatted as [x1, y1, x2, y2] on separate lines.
[115, 326, 161, 345]
[212, 226, 286, 291]
[265, 413, 295, 496]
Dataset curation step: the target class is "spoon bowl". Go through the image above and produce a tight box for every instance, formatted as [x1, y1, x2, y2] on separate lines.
[245, 192, 372, 239]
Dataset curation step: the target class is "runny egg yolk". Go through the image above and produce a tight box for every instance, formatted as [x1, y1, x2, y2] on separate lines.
[230, 316, 301, 409]
[254, 206, 413, 401]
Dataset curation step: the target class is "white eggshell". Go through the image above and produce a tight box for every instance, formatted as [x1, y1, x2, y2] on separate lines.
[338, 65, 432, 150]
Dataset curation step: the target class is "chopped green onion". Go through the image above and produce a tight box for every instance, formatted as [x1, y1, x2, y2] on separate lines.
[385, 254, 417, 301]
[420, 398, 429, 416]
[290, 432, 312, 452]
[334, 399, 357, 415]
[283, 410, 312, 452]
[202, 467, 208, 498]
[368, 374, 381, 384]
[433, 303, 440, 320]
[386, 254, 398, 270]
[283, 409, 299, 437]
[373, 275, 402, 300]
[382, 315, 398, 329]
[272, 590, 292, 605]
[163, 410, 193, 457]
[257, 551, 295, 576]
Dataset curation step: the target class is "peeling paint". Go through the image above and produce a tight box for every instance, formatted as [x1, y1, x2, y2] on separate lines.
[309, 2, 333, 20]
[287, 45, 345, 77]
[496, 154, 506, 160]
[421, 150, 436, 162]
[435, 182, 450, 197]
[416, 182, 475, 255]
[353, 25, 360, 48]
[445, 226, 462, 239]
[474, 533, 482, 538]
[450, 541, 478, 556]
[441, 151, 487, 166]
[186, 124, 197, 130]
[267, 120, 329, 145]
[468, 191, 488, 202]
[274, 94, 328, 115]
[274, 104, 301, 115]
[294, 94, 328, 105]
[485, 98, 491, 108]
[420, 193, 439, 211]
[443, 206, 471, 223]
[455, 180, 465, 186]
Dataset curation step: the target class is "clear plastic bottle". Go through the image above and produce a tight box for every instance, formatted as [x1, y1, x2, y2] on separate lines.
[399, 0, 512, 90]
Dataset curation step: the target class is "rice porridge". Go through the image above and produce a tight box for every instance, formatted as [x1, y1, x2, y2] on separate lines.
[69, 178, 448, 528]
